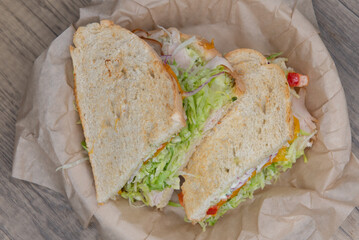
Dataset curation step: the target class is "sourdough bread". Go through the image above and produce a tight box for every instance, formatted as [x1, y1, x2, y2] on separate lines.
[182, 49, 293, 221]
[70, 20, 185, 203]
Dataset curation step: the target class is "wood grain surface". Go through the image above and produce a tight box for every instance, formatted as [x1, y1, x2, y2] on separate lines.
[0, 0, 358, 239]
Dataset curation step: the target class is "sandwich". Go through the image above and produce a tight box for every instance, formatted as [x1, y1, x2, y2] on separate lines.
[180, 49, 316, 227]
[70, 20, 186, 203]
[119, 27, 244, 207]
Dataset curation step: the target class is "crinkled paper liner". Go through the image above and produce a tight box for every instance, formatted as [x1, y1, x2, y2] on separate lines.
[12, 0, 359, 239]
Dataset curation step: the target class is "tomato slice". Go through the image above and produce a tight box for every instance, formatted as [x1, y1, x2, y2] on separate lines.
[287, 72, 300, 87]
[287, 72, 309, 87]
[206, 205, 218, 215]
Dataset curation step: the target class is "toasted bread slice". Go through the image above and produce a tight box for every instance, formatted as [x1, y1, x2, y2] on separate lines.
[70, 20, 185, 203]
[182, 49, 293, 222]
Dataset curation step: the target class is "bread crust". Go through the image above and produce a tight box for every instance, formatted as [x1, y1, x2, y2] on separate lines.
[70, 20, 185, 202]
[182, 49, 294, 222]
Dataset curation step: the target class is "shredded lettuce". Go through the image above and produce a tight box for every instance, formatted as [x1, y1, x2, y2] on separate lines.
[266, 52, 283, 60]
[200, 130, 314, 227]
[168, 201, 182, 207]
[55, 157, 89, 172]
[121, 46, 236, 205]
[268, 57, 294, 77]
[81, 140, 88, 152]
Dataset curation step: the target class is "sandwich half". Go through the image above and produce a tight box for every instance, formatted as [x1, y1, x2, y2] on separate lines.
[181, 49, 316, 227]
[119, 27, 244, 207]
[70, 20, 186, 203]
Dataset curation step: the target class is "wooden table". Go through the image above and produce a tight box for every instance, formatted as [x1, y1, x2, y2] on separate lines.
[0, 0, 358, 239]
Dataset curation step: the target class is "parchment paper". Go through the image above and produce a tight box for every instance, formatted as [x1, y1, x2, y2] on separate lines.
[12, 0, 359, 239]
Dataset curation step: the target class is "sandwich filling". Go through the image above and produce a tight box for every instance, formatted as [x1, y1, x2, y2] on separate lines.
[120, 28, 238, 205]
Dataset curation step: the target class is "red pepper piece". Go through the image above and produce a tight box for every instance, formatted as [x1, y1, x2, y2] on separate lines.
[206, 205, 218, 215]
[178, 192, 184, 207]
[287, 72, 309, 87]
[287, 72, 300, 87]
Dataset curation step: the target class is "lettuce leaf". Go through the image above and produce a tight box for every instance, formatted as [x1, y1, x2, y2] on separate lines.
[121, 47, 235, 204]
